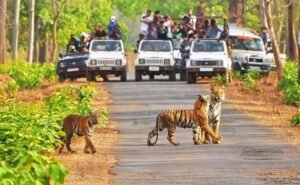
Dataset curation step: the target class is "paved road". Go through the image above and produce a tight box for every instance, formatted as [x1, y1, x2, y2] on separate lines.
[106, 73, 300, 185]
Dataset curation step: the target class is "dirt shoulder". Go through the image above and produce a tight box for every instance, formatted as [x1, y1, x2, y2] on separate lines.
[226, 73, 300, 146]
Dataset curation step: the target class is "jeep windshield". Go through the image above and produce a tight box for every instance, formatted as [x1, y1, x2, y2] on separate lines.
[140, 41, 171, 52]
[193, 41, 224, 52]
[91, 40, 123, 52]
[229, 36, 264, 51]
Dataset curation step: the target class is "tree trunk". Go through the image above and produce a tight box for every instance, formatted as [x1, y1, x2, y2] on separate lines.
[51, 17, 58, 63]
[259, 0, 268, 29]
[33, 16, 40, 63]
[0, 0, 7, 65]
[27, 0, 35, 64]
[264, 0, 284, 82]
[228, 0, 244, 27]
[273, 0, 283, 45]
[287, 0, 298, 61]
[11, 0, 21, 62]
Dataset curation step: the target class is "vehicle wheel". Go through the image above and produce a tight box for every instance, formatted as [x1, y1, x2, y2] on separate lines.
[149, 74, 155, 80]
[180, 70, 186, 81]
[70, 77, 77, 82]
[87, 71, 96, 82]
[102, 75, 108, 82]
[169, 71, 176, 81]
[233, 62, 241, 72]
[121, 71, 127, 82]
[135, 70, 142, 81]
[186, 72, 196, 84]
[58, 74, 65, 83]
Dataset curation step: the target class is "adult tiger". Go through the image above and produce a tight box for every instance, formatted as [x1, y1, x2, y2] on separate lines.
[147, 95, 221, 146]
[59, 112, 99, 154]
[198, 84, 225, 144]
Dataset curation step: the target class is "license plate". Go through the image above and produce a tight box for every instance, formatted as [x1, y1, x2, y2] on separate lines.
[67, 68, 79, 72]
[200, 68, 213, 72]
[149, 66, 160, 71]
[100, 67, 112, 70]
[249, 66, 261, 70]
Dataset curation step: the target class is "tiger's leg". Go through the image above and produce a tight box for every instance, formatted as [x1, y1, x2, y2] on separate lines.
[66, 134, 76, 153]
[193, 126, 202, 145]
[212, 120, 221, 144]
[167, 123, 179, 145]
[203, 130, 211, 144]
[84, 135, 96, 154]
[200, 122, 221, 143]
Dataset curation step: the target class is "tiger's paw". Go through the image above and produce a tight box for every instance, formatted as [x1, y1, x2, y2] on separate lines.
[167, 136, 180, 146]
[84, 150, 90, 154]
[91, 149, 97, 154]
[194, 140, 202, 145]
[215, 136, 222, 142]
[203, 139, 210, 144]
[212, 140, 221, 144]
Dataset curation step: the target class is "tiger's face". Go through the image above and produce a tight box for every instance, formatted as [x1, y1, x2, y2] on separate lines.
[210, 84, 225, 103]
[194, 95, 209, 110]
[88, 113, 99, 127]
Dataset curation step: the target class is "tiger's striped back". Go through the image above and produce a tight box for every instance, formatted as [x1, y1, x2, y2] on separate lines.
[161, 109, 198, 129]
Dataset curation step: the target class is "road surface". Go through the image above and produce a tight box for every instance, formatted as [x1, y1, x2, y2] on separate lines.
[106, 73, 300, 185]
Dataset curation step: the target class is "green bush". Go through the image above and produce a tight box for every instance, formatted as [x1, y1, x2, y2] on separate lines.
[278, 61, 300, 105]
[0, 85, 107, 184]
[212, 75, 227, 86]
[242, 71, 261, 90]
[291, 111, 300, 127]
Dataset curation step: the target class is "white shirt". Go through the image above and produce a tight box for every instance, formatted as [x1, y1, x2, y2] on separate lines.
[140, 14, 153, 34]
[164, 21, 173, 38]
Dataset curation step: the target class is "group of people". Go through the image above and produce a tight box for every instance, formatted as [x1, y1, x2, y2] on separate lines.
[67, 16, 123, 53]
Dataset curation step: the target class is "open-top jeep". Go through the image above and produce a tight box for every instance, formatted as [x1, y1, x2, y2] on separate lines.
[186, 39, 232, 84]
[86, 39, 127, 82]
[135, 40, 175, 81]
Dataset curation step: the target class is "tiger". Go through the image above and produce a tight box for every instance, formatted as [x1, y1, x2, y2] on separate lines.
[197, 84, 225, 144]
[59, 112, 99, 154]
[147, 95, 221, 146]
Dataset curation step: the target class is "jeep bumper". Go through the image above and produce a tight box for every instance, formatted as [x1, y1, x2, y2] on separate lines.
[186, 67, 227, 77]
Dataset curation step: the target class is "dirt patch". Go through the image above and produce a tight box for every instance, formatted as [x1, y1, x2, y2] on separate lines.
[226, 73, 300, 146]
[254, 170, 300, 184]
[126, 52, 136, 71]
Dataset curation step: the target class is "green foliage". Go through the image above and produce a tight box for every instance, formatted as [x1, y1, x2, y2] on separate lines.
[212, 75, 227, 86]
[291, 111, 300, 127]
[278, 61, 300, 105]
[233, 71, 242, 79]
[242, 71, 261, 90]
[0, 83, 106, 184]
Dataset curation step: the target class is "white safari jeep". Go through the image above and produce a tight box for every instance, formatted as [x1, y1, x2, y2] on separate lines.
[186, 39, 232, 84]
[135, 40, 175, 81]
[86, 39, 127, 81]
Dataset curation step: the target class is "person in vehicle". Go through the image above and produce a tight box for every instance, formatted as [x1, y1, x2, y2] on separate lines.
[92, 25, 107, 40]
[146, 22, 157, 40]
[219, 25, 229, 41]
[205, 19, 222, 39]
[153, 10, 162, 27]
[164, 15, 174, 39]
[80, 32, 90, 53]
[157, 20, 169, 40]
[67, 34, 81, 53]
[140, 10, 153, 36]
[107, 16, 121, 39]
[136, 34, 144, 50]
[180, 32, 192, 66]
[185, 9, 197, 30]
[200, 19, 209, 37]
[259, 26, 270, 49]
[172, 23, 182, 39]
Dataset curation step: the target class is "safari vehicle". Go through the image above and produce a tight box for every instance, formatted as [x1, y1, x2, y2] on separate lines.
[186, 39, 232, 84]
[86, 39, 127, 82]
[135, 40, 175, 81]
[229, 27, 274, 74]
[56, 53, 88, 82]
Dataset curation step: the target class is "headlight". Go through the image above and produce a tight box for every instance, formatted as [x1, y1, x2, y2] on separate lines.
[216, 60, 223, 65]
[164, 59, 171, 65]
[90, 59, 97, 65]
[190, 60, 196, 66]
[115, 59, 122, 65]
[59, 62, 66, 68]
[265, 58, 273, 63]
[139, 59, 145, 64]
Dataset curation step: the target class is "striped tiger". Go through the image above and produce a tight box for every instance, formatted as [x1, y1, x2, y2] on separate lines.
[59, 113, 99, 154]
[198, 84, 225, 144]
[147, 95, 221, 146]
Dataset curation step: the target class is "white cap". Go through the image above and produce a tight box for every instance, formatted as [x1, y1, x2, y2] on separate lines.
[111, 16, 116, 22]
[80, 32, 89, 39]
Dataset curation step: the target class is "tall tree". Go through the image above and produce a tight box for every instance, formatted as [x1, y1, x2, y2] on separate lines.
[27, 0, 35, 64]
[259, 0, 268, 29]
[0, 0, 7, 64]
[228, 0, 244, 27]
[264, 0, 283, 81]
[286, 0, 298, 61]
[50, 0, 67, 63]
[12, 0, 21, 61]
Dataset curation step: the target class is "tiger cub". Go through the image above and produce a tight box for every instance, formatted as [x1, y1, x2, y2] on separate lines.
[197, 84, 225, 144]
[59, 113, 99, 154]
[147, 95, 221, 146]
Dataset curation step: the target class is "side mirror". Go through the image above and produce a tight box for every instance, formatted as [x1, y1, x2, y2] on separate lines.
[59, 53, 64, 58]
[133, 49, 138, 54]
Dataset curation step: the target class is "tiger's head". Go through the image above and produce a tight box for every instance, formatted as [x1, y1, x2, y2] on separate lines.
[194, 95, 209, 111]
[210, 84, 225, 103]
[88, 112, 99, 127]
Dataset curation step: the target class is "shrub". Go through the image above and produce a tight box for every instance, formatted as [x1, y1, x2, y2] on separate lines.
[242, 71, 261, 90]
[212, 75, 227, 86]
[291, 111, 300, 127]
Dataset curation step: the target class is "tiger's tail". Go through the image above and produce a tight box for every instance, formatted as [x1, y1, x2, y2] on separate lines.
[147, 114, 160, 146]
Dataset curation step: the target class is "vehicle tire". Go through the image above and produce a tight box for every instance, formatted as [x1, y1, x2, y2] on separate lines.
[135, 70, 142, 81]
[120, 71, 127, 82]
[149, 74, 155, 80]
[186, 72, 196, 84]
[70, 77, 77, 82]
[86, 71, 96, 82]
[102, 75, 108, 82]
[58, 74, 65, 83]
[180, 70, 186, 81]
[233, 62, 241, 72]
[169, 71, 176, 81]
